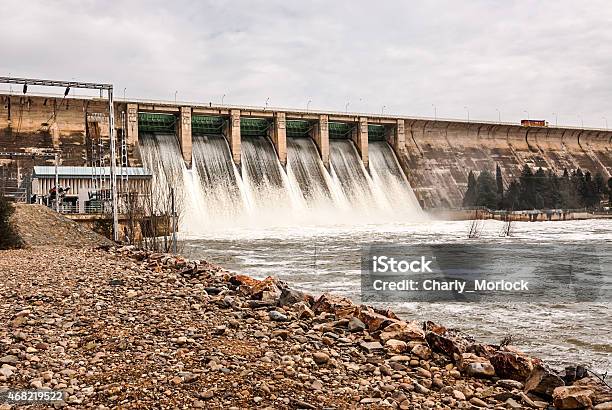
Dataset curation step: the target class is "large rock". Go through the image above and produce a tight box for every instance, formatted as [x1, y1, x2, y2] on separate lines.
[379, 321, 425, 342]
[312, 293, 357, 317]
[279, 288, 313, 307]
[573, 377, 612, 406]
[524, 363, 565, 398]
[425, 332, 465, 360]
[553, 386, 594, 409]
[358, 308, 396, 332]
[385, 339, 408, 353]
[489, 352, 533, 381]
[458, 353, 495, 378]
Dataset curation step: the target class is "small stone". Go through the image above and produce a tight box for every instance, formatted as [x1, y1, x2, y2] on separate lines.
[360, 341, 383, 352]
[497, 379, 524, 390]
[126, 290, 137, 298]
[0, 355, 18, 364]
[505, 398, 522, 409]
[385, 339, 407, 353]
[311, 380, 323, 390]
[414, 383, 430, 394]
[469, 397, 488, 407]
[411, 344, 431, 360]
[268, 310, 288, 322]
[30, 380, 43, 388]
[449, 369, 461, 378]
[177, 336, 187, 345]
[417, 367, 432, 379]
[452, 390, 466, 400]
[594, 403, 612, 410]
[0, 367, 13, 378]
[171, 376, 182, 385]
[312, 352, 329, 365]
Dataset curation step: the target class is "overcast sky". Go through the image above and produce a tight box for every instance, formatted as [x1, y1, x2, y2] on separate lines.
[1, 0, 612, 127]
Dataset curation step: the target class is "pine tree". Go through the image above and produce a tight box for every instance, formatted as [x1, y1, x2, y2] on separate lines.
[463, 171, 478, 207]
[495, 164, 504, 209]
[519, 165, 535, 209]
[505, 180, 521, 210]
[476, 170, 497, 209]
[533, 167, 546, 209]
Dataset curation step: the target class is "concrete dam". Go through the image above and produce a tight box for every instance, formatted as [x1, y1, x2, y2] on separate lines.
[1, 93, 611, 223]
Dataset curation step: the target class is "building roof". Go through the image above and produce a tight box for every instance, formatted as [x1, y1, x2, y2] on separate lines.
[33, 166, 152, 179]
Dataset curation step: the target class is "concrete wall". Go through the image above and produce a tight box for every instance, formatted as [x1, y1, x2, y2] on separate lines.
[2, 93, 610, 209]
[0, 95, 141, 173]
[400, 120, 612, 208]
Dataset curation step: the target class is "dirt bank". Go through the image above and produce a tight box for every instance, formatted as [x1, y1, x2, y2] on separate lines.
[9, 204, 112, 248]
[0, 244, 610, 409]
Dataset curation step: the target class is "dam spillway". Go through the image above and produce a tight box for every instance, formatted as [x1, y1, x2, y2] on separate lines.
[139, 130, 424, 233]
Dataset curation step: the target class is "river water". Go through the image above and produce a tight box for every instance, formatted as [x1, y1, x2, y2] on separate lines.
[183, 218, 612, 374]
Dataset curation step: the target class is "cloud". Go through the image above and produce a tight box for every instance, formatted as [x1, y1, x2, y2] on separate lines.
[1, 0, 611, 127]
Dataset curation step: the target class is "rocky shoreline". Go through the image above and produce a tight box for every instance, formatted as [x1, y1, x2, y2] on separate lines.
[0, 244, 610, 409]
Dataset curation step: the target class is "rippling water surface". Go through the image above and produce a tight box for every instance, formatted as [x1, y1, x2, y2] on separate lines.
[182, 219, 612, 373]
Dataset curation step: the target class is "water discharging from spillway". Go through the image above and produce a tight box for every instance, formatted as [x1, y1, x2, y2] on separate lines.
[139, 133, 424, 234]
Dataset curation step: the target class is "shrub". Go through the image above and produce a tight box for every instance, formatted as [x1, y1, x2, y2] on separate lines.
[0, 195, 21, 249]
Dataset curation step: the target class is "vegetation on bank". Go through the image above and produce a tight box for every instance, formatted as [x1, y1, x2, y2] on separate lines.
[463, 164, 612, 211]
[0, 195, 22, 249]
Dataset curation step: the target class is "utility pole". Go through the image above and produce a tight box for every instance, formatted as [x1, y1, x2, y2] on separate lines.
[171, 188, 177, 254]
[108, 88, 119, 242]
[54, 153, 59, 213]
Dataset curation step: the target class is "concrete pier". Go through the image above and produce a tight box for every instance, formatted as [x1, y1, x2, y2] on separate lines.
[310, 114, 330, 168]
[227, 109, 241, 165]
[386, 119, 406, 155]
[270, 112, 287, 166]
[352, 117, 369, 168]
[126, 103, 139, 157]
[178, 106, 192, 168]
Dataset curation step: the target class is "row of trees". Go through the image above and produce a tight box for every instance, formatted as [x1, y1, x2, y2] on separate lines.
[463, 164, 612, 211]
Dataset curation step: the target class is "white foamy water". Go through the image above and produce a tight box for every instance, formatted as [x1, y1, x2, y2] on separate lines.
[139, 133, 424, 234]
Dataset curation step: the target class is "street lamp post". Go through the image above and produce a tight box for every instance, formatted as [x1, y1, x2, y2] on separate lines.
[432, 104, 437, 120]
[381, 105, 386, 115]
[464, 106, 469, 122]
[306, 100, 312, 111]
[495, 108, 501, 123]
[123, 88, 126, 101]
[602, 116, 608, 130]
[578, 115, 584, 128]
[221, 94, 226, 105]
[174, 91, 178, 104]
[345, 101, 350, 113]
[523, 110, 530, 120]
[552, 112, 558, 127]
[265, 97, 270, 110]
